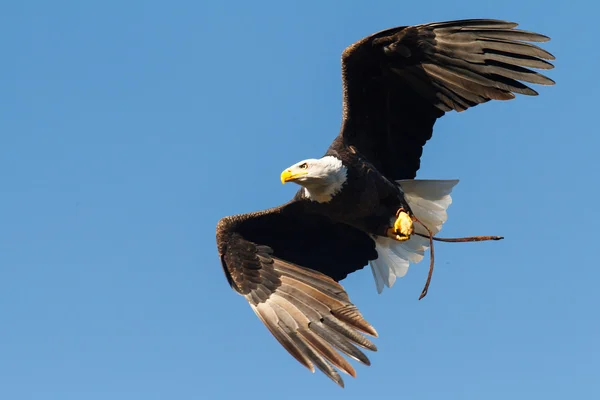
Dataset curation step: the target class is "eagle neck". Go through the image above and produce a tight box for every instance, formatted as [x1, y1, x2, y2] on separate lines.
[303, 156, 347, 203]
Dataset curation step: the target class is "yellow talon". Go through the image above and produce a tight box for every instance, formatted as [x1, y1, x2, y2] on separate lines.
[394, 209, 414, 239]
[386, 228, 410, 241]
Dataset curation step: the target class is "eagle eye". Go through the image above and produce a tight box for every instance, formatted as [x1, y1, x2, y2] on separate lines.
[299, 163, 308, 169]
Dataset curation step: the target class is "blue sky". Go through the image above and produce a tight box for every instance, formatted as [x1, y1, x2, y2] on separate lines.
[1, 1, 597, 399]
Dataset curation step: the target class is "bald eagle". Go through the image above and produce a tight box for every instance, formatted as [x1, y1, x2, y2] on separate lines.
[215, 19, 554, 386]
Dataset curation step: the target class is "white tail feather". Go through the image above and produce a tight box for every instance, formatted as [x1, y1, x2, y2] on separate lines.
[369, 179, 459, 293]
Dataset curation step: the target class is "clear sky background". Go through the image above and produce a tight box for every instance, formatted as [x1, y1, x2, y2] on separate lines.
[1, 1, 598, 399]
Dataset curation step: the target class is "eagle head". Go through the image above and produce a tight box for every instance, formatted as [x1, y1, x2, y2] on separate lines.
[280, 156, 348, 203]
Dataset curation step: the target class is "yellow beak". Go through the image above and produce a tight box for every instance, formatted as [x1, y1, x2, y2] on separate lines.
[280, 169, 307, 184]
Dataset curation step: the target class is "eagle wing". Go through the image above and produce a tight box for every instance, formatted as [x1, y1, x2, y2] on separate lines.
[336, 19, 555, 180]
[216, 200, 379, 386]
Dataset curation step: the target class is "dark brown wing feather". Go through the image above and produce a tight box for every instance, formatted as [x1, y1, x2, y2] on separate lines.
[216, 200, 378, 387]
[336, 19, 555, 180]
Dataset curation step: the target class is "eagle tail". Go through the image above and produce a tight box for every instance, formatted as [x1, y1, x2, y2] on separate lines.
[369, 179, 459, 293]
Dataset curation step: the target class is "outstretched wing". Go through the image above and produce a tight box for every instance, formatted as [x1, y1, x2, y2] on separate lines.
[336, 19, 555, 180]
[216, 200, 378, 386]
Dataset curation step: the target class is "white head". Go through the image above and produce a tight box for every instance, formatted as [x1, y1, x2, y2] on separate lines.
[280, 156, 348, 203]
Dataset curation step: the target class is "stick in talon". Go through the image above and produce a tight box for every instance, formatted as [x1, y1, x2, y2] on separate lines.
[411, 216, 435, 300]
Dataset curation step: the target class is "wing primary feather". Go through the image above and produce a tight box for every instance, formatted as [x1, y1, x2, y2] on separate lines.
[280, 276, 346, 310]
[425, 54, 541, 95]
[254, 265, 378, 385]
[309, 321, 371, 366]
[276, 286, 324, 320]
[269, 294, 350, 385]
[275, 260, 350, 301]
[479, 38, 555, 60]
[298, 328, 357, 378]
[475, 49, 554, 70]
[428, 19, 518, 30]
[422, 64, 497, 100]
[485, 60, 555, 85]
[289, 331, 345, 387]
[251, 303, 315, 372]
[462, 28, 550, 42]
[323, 316, 378, 351]
[332, 305, 379, 337]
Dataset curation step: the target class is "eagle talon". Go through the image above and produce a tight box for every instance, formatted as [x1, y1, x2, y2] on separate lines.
[393, 209, 414, 239]
[386, 228, 410, 241]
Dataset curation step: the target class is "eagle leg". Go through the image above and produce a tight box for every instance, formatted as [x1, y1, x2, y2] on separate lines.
[386, 208, 414, 241]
